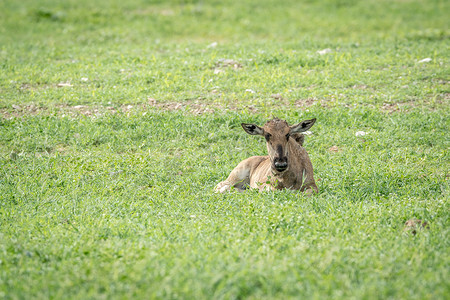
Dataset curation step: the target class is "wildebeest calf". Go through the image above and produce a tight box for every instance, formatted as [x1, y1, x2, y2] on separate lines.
[215, 118, 318, 194]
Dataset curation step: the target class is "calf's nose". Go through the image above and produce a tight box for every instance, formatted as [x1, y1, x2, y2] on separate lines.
[274, 159, 288, 172]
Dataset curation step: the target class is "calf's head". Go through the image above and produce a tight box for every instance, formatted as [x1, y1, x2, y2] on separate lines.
[242, 118, 316, 173]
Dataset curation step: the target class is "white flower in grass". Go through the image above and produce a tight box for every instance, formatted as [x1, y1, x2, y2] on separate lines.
[245, 89, 255, 93]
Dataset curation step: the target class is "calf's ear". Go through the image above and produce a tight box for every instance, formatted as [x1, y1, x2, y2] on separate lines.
[290, 118, 316, 133]
[241, 123, 264, 135]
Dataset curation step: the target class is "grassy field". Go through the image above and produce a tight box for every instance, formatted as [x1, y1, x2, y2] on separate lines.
[1, 0, 449, 299]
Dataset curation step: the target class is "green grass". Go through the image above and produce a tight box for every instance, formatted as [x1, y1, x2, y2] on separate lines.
[0, 0, 449, 299]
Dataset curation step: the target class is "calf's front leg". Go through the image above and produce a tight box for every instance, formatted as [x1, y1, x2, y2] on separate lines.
[215, 156, 266, 193]
[215, 159, 251, 193]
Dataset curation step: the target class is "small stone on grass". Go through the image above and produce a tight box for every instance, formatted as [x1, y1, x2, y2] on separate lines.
[355, 131, 368, 137]
[317, 48, 332, 55]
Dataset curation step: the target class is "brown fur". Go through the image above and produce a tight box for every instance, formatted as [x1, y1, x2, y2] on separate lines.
[403, 219, 429, 235]
[215, 118, 318, 194]
[291, 132, 305, 146]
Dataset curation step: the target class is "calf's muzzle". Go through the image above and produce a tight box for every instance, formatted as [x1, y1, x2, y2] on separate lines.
[273, 157, 288, 172]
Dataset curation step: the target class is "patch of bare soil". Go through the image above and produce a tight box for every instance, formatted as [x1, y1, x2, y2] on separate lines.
[0, 99, 255, 119]
[215, 59, 242, 69]
[213, 59, 242, 74]
[294, 98, 328, 108]
[380, 102, 411, 113]
[1, 93, 444, 119]
[0, 96, 336, 120]
[19, 82, 76, 91]
[146, 98, 218, 114]
[380, 93, 448, 113]
[0, 104, 45, 119]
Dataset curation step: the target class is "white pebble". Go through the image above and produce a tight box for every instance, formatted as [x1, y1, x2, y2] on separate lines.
[317, 48, 332, 55]
[355, 131, 368, 136]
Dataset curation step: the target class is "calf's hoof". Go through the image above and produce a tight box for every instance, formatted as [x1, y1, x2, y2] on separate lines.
[214, 181, 231, 193]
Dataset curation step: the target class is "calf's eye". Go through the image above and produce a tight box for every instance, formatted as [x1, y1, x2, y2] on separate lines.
[265, 134, 271, 141]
